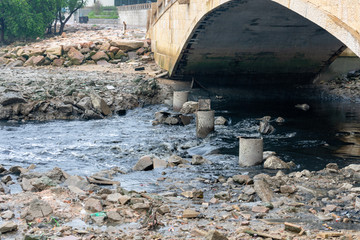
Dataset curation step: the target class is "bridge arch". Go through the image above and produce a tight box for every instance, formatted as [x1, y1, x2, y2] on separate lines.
[148, 0, 360, 82]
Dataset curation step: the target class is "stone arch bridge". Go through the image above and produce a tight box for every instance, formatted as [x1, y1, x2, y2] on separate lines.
[147, 0, 360, 84]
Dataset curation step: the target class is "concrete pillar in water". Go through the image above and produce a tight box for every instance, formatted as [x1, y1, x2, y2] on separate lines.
[239, 137, 263, 167]
[173, 91, 189, 112]
[196, 110, 215, 138]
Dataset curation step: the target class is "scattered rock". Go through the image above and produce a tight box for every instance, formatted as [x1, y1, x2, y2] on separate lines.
[191, 155, 211, 165]
[85, 198, 103, 213]
[0, 221, 18, 233]
[133, 155, 153, 171]
[182, 209, 199, 218]
[205, 230, 228, 240]
[295, 103, 310, 111]
[254, 177, 273, 202]
[26, 199, 53, 220]
[180, 101, 198, 114]
[215, 116, 228, 125]
[263, 156, 290, 169]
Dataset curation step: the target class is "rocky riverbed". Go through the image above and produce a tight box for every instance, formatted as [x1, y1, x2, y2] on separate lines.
[0, 159, 359, 239]
[0, 26, 171, 122]
[317, 69, 360, 103]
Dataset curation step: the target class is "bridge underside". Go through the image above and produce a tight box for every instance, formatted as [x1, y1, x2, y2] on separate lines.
[173, 0, 344, 85]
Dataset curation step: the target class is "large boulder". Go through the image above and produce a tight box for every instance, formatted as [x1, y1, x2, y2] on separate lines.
[133, 155, 153, 171]
[91, 51, 109, 62]
[46, 45, 62, 56]
[67, 47, 84, 65]
[264, 156, 290, 169]
[110, 40, 144, 51]
[90, 94, 111, 116]
[0, 91, 26, 106]
[180, 101, 198, 114]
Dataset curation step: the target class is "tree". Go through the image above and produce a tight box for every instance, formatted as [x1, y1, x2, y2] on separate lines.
[0, 0, 57, 43]
[56, 0, 87, 35]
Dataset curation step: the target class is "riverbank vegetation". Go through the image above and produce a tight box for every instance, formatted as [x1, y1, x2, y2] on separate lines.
[0, 0, 86, 44]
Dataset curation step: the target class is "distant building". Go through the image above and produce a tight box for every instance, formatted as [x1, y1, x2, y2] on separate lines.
[115, 0, 156, 6]
[86, 0, 116, 7]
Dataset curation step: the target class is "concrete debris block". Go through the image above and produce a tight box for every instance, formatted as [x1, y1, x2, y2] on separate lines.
[191, 155, 211, 165]
[85, 198, 103, 213]
[254, 179, 273, 202]
[106, 193, 122, 203]
[0, 221, 18, 233]
[153, 158, 167, 169]
[180, 101, 198, 114]
[133, 155, 153, 171]
[215, 116, 228, 125]
[263, 156, 290, 169]
[90, 93, 111, 116]
[182, 209, 200, 218]
[27, 199, 53, 220]
[0, 91, 26, 106]
[252, 205, 269, 213]
[205, 230, 228, 240]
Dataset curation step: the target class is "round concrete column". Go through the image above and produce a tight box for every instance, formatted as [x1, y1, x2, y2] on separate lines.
[196, 110, 215, 138]
[173, 91, 189, 112]
[239, 137, 263, 167]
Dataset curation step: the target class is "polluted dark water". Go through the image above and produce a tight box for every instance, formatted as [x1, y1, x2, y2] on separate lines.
[0, 84, 360, 193]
